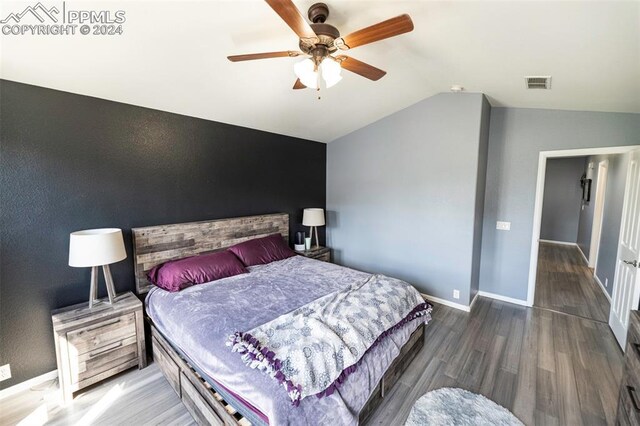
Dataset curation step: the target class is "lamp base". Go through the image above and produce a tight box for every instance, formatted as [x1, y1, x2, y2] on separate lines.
[309, 226, 321, 248]
[88, 265, 117, 308]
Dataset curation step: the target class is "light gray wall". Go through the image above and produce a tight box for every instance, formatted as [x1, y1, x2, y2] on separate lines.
[576, 154, 628, 281]
[480, 107, 640, 301]
[470, 97, 491, 302]
[576, 157, 596, 258]
[327, 93, 489, 305]
[540, 157, 585, 243]
[587, 154, 628, 296]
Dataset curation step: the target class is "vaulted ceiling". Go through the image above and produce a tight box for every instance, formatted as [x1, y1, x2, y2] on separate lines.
[1, 1, 639, 142]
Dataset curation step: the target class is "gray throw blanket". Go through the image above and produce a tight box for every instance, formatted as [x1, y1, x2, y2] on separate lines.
[227, 274, 431, 405]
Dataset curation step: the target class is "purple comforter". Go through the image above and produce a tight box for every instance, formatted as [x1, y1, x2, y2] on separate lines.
[146, 255, 425, 425]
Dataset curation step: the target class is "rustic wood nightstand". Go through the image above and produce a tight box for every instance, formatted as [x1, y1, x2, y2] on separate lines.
[52, 291, 146, 404]
[297, 246, 331, 262]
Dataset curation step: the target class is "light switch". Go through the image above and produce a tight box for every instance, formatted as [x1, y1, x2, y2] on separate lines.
[496, 221, 511, 231]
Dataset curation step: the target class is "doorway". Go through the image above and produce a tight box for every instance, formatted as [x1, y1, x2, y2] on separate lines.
[535, 156, 609, 322]
[527, 146, 640, 348]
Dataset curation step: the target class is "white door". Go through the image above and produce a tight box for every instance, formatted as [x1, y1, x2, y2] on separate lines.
[610, 148, 640, 349]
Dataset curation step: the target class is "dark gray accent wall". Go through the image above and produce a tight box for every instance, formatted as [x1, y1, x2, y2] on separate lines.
[0, 79, 326, 389]
[540, 157, 585, 243]
[480, 107, 640, 301]
[327, 93, 490, 306]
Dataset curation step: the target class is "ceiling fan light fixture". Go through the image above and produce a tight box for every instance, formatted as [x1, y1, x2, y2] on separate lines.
[228, 2, 414, 91]
[320, 58, 342, 88]
[294, 58, 318, 89]
[324, 74, 342, 88]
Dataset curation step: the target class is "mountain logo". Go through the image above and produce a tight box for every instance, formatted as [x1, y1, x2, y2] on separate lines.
[1, 3, 59, 24]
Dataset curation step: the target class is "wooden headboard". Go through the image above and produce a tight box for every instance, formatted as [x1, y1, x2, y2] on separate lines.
[132, 213, 289, 294]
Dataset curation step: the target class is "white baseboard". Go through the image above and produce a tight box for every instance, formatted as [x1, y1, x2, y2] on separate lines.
[477, 291, 530, 307]
[0, 370, 57, 401]
[541, 239, 610, 303]
[422, 293, 472, 312]
[540, 239, 591, 268]
[469, 292, 479, 311]
[594, 274, 613, 303]
[539, 239, 577, 246]
[576, 245, 589, 265]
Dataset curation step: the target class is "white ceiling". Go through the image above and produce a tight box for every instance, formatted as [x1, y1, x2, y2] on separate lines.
[1, 1, 639, 143]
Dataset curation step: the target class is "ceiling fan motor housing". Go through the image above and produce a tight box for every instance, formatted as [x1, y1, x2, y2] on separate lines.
[299, 3, 340, 55]
[227, 0, 414, 86]
[308, 3, 329, 23]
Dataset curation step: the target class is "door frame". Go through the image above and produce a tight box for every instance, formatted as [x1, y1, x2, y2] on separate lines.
[526, 145, 640, 306]
[590, 160, 609, 270]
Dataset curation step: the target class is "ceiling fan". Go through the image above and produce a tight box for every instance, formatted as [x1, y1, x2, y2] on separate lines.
[227, 0, 414, 91]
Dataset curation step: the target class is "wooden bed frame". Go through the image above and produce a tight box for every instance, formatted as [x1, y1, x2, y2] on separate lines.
[132, 213, 425, 425]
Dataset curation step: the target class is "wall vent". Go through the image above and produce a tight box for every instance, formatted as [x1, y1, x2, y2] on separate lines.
[525, 76, 551, 89]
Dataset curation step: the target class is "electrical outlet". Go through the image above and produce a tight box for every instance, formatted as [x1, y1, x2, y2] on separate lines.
[496, 221, 511, 231]
[605, 278, 608, 287]
[453, 290, 460, 299]
[0, 364, 11, 382]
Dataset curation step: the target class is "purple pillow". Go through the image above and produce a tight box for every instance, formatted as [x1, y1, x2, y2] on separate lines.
[147, 250, 247, 292]
[227, 233, 296, 267]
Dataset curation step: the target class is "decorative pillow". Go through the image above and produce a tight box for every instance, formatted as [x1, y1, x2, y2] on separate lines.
[227, 233, 296, 267]
[147, 250, 247, 292]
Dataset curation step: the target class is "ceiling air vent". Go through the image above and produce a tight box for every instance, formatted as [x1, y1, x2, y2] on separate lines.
[525, 76, 551, 89]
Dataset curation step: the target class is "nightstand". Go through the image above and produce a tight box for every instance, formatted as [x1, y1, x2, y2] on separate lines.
[297, 246, 331, 262]
[52, 291, 146, 404]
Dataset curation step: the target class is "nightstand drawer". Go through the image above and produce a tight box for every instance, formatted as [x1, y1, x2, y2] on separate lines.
[69, 335, 138, 383]
[620, 381, 640, 425]
[298, 247, 331, 263]
[67, 312, 136, 354]
[620, 312, 640, 425]
[314, 252, 331, 262]
[627, 333, 640, 376]
[619, 398, 633, 426]
[52, 292, 146, 404]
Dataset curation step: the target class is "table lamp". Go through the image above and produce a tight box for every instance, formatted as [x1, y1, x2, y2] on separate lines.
[69, 228, 127, 308]
[302, 208, 325, 249]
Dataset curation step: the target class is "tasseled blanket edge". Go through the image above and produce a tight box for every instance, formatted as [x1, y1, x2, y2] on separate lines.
[227, 301, 433, 406]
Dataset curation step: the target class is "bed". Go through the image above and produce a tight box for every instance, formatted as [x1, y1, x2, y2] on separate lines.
[132, 213, 428, 425]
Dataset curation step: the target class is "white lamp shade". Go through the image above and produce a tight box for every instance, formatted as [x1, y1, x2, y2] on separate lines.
[302, 208, 325, 226]
[69, 228, 127, 267]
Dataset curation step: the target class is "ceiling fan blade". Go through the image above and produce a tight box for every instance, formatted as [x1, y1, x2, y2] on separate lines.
[227, 51, 303, 62]
[336, 56, 386, 81]
[264, 0, 318, 43]
[337, 14, 414, 50]
[293, 78, 306, 89]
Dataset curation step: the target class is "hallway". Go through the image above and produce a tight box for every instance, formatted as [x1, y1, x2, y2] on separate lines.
[535, 242, 611, 322]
